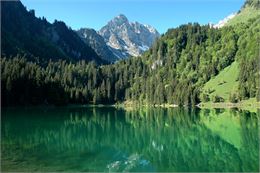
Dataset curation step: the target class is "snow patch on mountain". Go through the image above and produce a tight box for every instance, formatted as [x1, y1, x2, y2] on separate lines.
[213, 13, 237, 28]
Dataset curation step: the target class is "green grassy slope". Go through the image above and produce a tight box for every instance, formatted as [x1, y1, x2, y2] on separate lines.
[226, 0, 260, 27]
[201, 61, 239, 102]
[226, 6, 260, 26]
[200, 60, 259, 111]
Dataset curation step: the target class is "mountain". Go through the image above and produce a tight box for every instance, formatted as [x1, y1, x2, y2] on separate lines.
[1, 1, 106, 64]
[98, 14, 160, 59]
[2, 0, 259, 107]
[77, 28, 118, 63]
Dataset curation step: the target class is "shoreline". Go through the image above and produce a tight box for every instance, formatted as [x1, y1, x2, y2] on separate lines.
[2, 101, 259, 112]
[197, 101, 260, 113]
[197, 102, 260, 108]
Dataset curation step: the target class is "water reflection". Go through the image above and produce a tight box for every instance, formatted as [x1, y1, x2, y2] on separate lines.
[1, 107, 259, 172]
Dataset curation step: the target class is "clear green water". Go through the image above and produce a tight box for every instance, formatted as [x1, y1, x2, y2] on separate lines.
[1, 107, 259, 172]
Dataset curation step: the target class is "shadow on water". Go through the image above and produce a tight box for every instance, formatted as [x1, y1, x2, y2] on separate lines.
[1, 106, 259, 172]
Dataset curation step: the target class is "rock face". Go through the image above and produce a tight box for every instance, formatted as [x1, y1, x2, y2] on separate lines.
[98, 14, 160, 59]
[77, 28, 118, 62]
[77, 14, 160, 62]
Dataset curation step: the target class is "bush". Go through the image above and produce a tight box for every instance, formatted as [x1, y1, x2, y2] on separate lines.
[207, 88, 215, 94]
[211, 94, 224, 103]
[201, 93, 210, 102]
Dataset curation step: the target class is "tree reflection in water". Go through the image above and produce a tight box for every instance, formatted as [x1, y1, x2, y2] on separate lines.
[1, 107, 259, 172]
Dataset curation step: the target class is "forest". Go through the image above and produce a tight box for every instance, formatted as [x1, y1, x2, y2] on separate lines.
[1, 15, 259, 106]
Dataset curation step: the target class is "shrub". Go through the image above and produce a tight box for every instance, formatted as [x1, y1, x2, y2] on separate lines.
[218, 80, 226, 85]
[201, 93, 210, 102]
[211, 94, 224, 103]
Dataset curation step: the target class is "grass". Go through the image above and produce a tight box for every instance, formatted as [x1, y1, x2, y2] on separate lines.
[201, 61, 239, 102]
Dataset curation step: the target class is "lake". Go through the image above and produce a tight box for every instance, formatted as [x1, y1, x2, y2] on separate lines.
[1, 106, 259, 172]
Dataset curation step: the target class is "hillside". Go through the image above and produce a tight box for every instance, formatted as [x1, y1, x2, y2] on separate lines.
[226, 0, 260, 26]
[200, 0, 260, 106]
[1, 1, 105, 64]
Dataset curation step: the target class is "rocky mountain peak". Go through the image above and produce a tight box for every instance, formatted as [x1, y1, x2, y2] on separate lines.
[114, 14, 129, 23]
[105, 14, 130, 29]
[98, 14, 160, 59]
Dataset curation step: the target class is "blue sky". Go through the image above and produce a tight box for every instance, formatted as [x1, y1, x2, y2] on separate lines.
[21, 0, 245, 34]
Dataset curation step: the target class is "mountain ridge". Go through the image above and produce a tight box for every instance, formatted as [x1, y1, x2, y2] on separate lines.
[77, 14, 160, 62]
[1, 1, 106, 64]
[77, 28, 118, 62]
